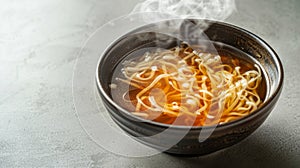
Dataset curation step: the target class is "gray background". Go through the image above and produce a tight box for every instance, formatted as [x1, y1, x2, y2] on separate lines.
[0, 0, 299, 167]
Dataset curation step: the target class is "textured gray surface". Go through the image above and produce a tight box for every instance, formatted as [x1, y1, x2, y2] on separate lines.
[0, 0, 299, 167]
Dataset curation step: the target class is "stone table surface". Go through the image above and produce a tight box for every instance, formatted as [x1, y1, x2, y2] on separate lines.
[0, 0, 299, 167]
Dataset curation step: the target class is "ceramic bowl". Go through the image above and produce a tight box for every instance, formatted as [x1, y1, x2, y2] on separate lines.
[96, 19, 284, 155]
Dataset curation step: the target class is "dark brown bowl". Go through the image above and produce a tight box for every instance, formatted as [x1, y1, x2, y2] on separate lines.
[96, 19, 284, 155]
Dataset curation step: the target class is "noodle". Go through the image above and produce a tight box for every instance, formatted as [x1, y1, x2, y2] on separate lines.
[110, 44, 264, 126]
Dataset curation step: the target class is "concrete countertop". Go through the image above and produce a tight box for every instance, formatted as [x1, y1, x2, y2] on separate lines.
[0, 0, 299, 167]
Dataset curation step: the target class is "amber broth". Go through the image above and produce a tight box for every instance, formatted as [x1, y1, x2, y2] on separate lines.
[109, 43, 267, 126]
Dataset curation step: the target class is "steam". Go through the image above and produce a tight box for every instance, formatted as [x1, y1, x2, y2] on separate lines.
[132, 0, 236, 21]
[131, 0, 236, 44]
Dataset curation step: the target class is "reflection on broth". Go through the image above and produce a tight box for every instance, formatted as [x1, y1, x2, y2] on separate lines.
[110, 42, 266, 126]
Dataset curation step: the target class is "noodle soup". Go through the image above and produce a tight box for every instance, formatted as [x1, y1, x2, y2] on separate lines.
[96, 20, 283, 155]
[109, 42, 267, 126]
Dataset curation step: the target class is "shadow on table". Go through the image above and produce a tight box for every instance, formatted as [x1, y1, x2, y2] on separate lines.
[159, 125, 295, 168]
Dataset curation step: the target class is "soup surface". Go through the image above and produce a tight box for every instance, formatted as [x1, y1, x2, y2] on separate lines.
[109, 43, 266, 126]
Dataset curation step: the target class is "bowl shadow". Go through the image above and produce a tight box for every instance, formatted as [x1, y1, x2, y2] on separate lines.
[162, 125, 295, 168]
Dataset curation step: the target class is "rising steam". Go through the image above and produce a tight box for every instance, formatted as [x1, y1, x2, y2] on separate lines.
[132, 0, 236, 21]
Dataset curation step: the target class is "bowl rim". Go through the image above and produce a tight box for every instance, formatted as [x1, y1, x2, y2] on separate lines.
[95, 19, 284, 130]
